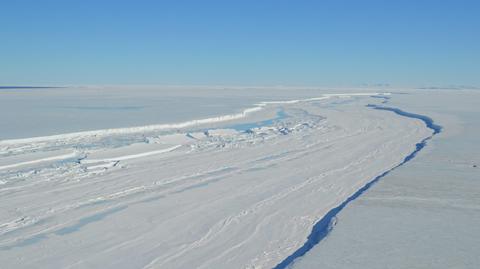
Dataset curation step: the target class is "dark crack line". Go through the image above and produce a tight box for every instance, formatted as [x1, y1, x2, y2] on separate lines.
[273, 101, 442, 269]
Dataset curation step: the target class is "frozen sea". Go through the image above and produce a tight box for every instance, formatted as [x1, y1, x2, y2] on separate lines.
[0, 86, 348, 139]
[0, 86, 258, 139]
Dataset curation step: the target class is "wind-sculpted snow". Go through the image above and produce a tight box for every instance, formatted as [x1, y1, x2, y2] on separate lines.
[0, 92, 433, 269]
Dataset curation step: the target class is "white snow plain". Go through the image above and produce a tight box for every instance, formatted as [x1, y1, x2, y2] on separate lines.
[0, 87, 434, 268]
[292, 89, 480, 269]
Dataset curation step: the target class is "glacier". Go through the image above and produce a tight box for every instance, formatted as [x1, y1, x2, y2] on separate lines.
[0, 86, 452, 268]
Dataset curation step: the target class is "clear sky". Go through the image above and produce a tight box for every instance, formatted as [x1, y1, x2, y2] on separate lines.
[1, 0, 479, 87]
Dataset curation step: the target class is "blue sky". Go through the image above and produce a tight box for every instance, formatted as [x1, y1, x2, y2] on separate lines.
[1, 0, 479, 87]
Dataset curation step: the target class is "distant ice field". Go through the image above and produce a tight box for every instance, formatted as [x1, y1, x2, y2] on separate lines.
[0, 87, 255, 139]
[0, 86, 351, 140]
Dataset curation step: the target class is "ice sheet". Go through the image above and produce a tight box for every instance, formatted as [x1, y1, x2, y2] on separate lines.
[0, 88, 435, 268]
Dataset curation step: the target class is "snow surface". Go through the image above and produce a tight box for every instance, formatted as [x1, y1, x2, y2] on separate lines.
[0, 88, 433, 268]
[292, 89, 480, 269]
